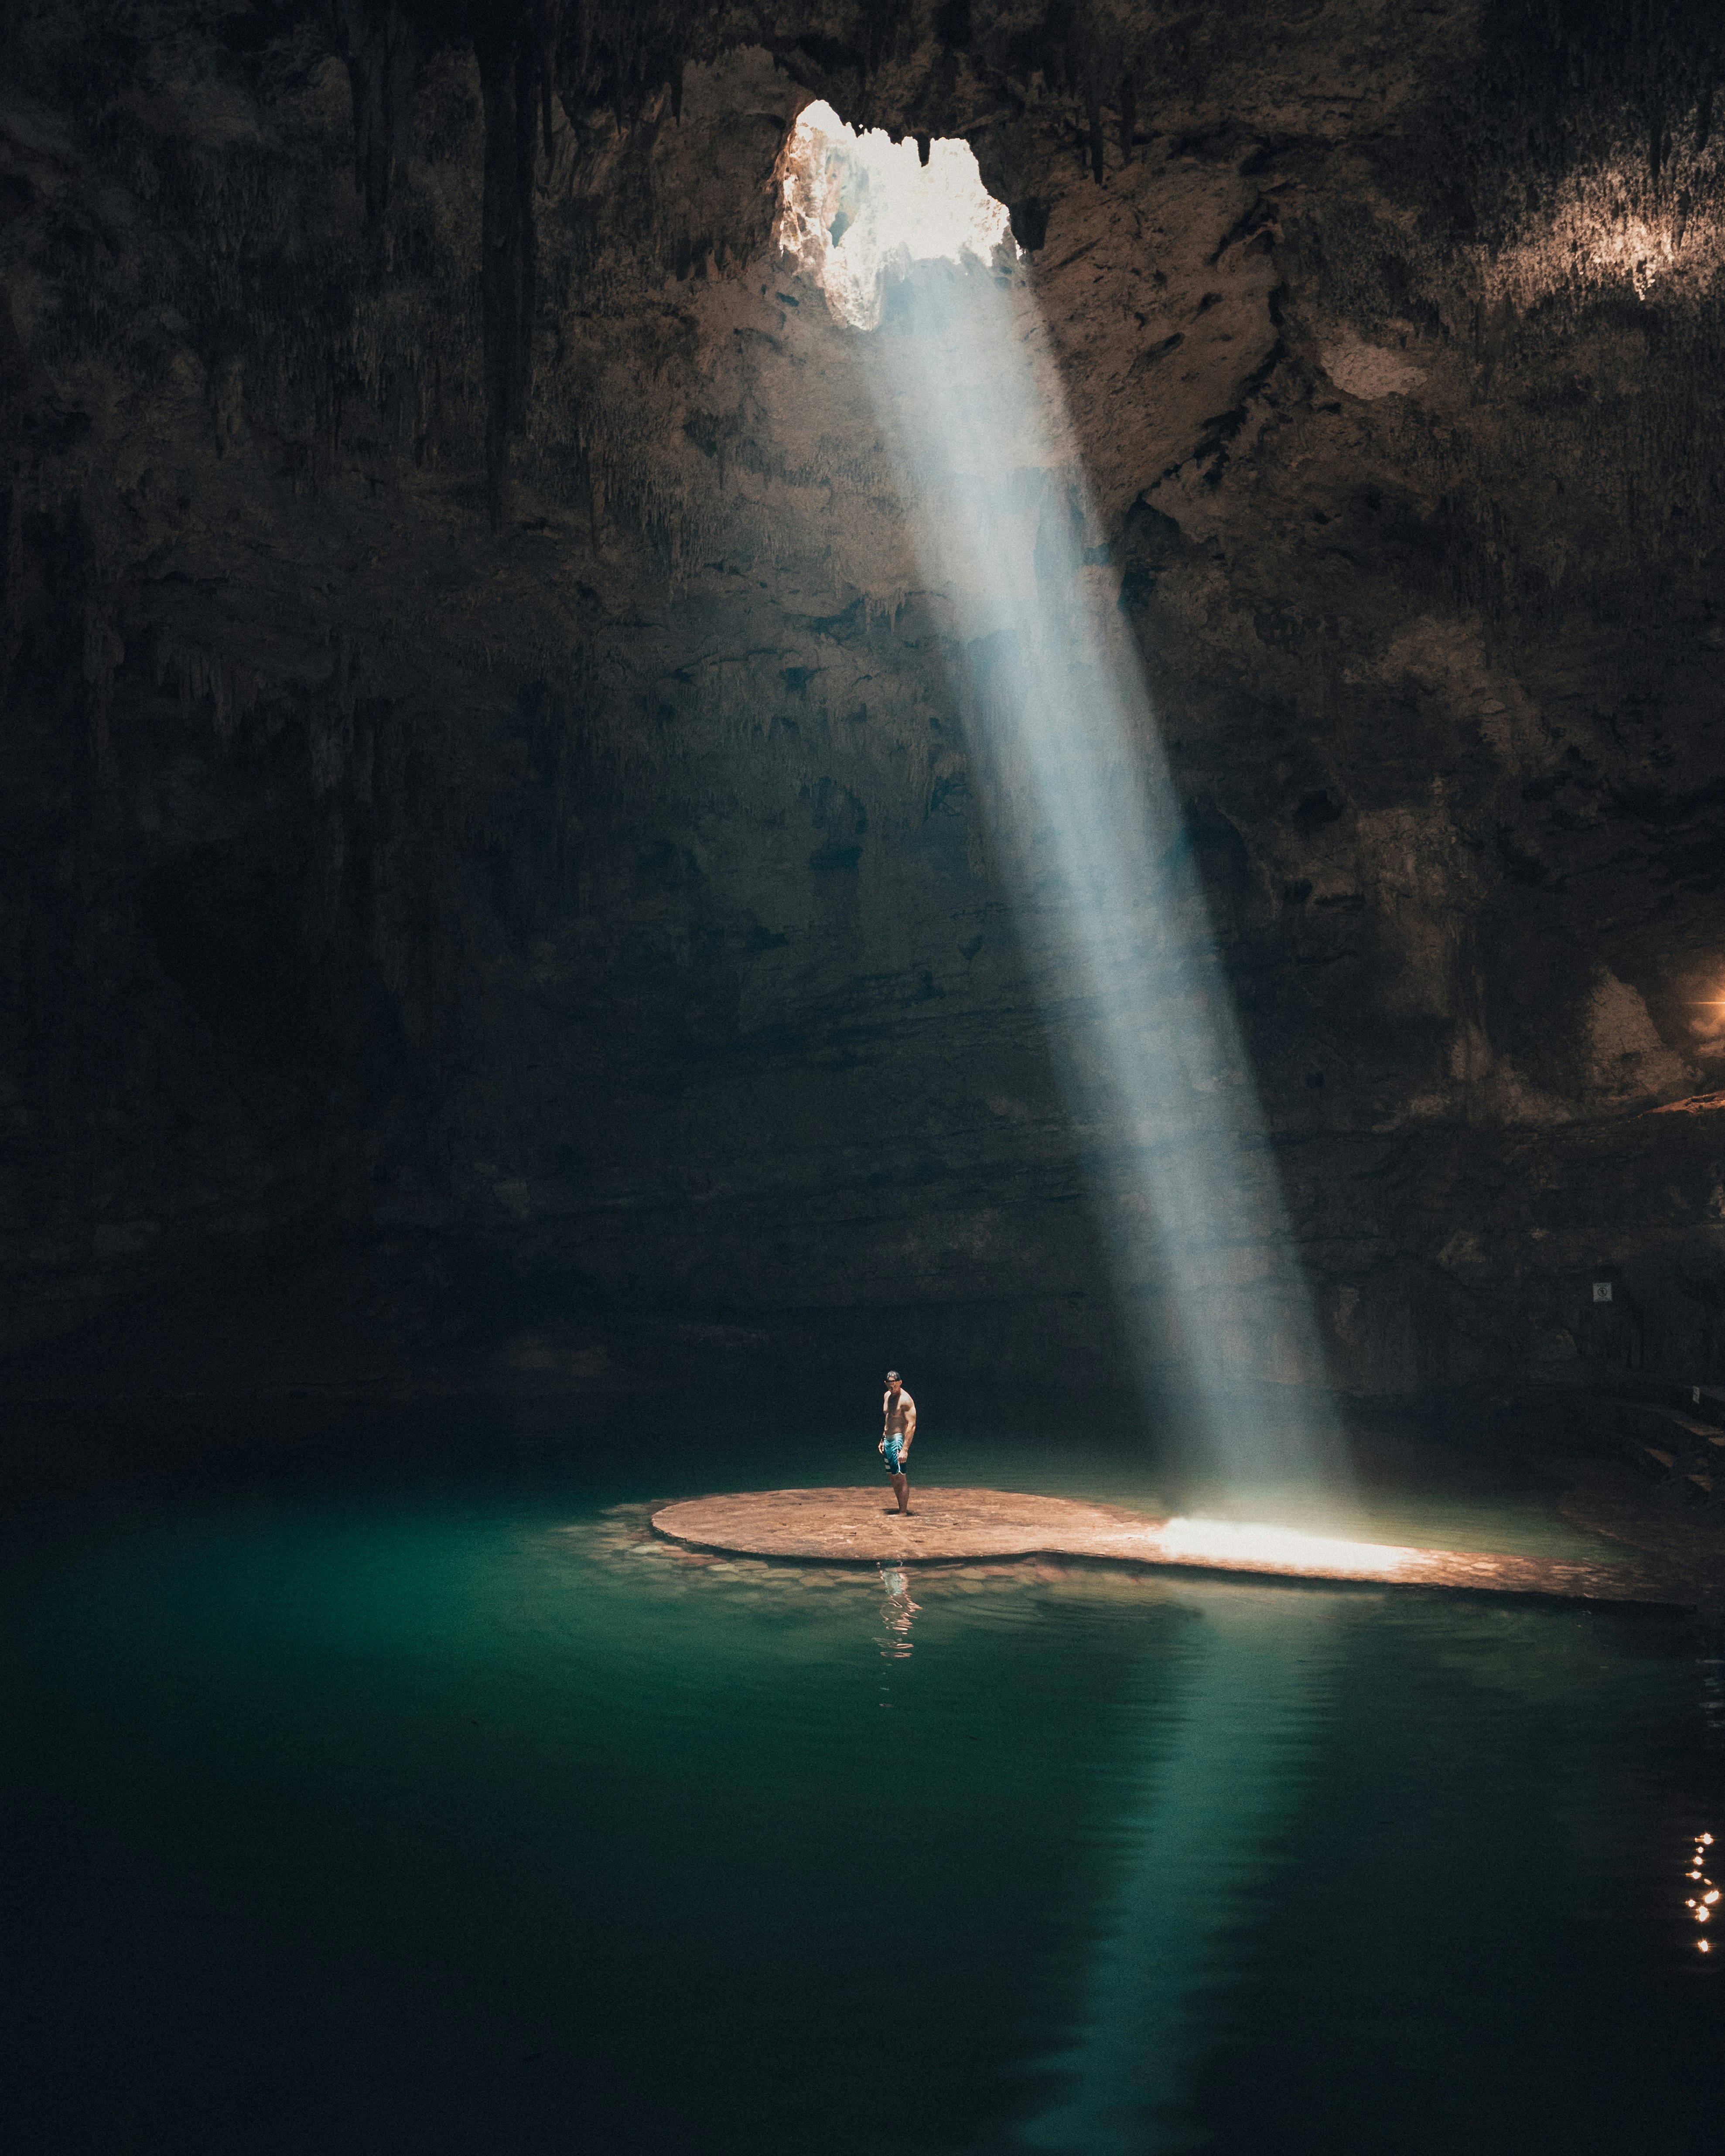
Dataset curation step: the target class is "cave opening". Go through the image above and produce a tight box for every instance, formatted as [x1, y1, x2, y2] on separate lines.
[776, 98, 1019, 329]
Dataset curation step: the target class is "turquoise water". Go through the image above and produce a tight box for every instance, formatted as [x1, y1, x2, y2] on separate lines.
[4, 1413, 1722, 2153]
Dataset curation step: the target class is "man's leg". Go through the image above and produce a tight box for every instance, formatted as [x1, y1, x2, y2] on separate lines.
[892, 1468, 909, 1513]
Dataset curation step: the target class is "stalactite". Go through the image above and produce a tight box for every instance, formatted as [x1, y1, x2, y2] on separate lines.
[331, 0, 421, 230]
[465, 1, 708, 527]
[1083, 65, 1103, 184]
[1049, 3, 1140, 188]
[860, 0, 910, 78]
[560, 1, 687, 129]
[148, 631, 266, 743]
[473, 7, 545, 528]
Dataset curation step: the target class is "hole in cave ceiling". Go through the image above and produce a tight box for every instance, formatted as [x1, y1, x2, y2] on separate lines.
[776, 99, 1018, 331]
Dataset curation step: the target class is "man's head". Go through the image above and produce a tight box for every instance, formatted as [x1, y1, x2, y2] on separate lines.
[885, 1369, 902, 1392]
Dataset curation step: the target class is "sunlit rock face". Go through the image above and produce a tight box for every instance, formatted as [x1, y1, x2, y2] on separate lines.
[4, 3, 1725, 1408]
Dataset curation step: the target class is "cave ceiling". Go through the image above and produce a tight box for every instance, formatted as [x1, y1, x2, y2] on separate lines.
[4, 0, 1725, 1402]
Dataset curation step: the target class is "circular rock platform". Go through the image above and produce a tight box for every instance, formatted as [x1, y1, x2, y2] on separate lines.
[649, 1486, 1692, 1605]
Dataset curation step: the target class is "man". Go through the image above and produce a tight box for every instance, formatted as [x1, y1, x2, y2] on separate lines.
[880, 1369, 916, 1514]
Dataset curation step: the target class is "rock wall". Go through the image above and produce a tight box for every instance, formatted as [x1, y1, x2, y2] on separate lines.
[4, 0, 1725, 1404]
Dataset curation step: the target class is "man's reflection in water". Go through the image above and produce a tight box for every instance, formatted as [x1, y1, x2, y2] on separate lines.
[879, 1565, 920, 1660]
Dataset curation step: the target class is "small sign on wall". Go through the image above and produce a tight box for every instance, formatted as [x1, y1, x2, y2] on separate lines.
[1592, 1282, 1613, 1303]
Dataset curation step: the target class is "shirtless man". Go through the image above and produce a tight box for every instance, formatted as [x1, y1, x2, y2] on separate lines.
[880, 1370, 916, 1514]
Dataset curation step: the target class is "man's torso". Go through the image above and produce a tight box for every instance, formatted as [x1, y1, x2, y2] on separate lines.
[884, 1388, 915, 1436]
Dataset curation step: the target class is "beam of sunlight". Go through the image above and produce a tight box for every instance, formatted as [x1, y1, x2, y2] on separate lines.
[1022, 1590, 1344, 2152]
[780, 107, 1344, 1490]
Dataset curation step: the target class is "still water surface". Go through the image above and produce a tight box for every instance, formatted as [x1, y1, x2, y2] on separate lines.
[4, 1412, 1722, 2153]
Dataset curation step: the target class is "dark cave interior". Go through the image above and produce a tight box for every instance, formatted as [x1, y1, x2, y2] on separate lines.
[6, 0, 1725, 1443]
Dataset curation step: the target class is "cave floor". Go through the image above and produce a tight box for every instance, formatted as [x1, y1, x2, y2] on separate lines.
[1552, 1455, 1725, 1606]
[652, 1483, 1692, 1604]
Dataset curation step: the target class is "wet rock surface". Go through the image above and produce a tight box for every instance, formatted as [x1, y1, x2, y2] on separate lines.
[4, 3, 1725, 1406]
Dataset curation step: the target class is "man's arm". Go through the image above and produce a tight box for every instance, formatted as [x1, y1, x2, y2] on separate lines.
[901, 1397, 916, 1449]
